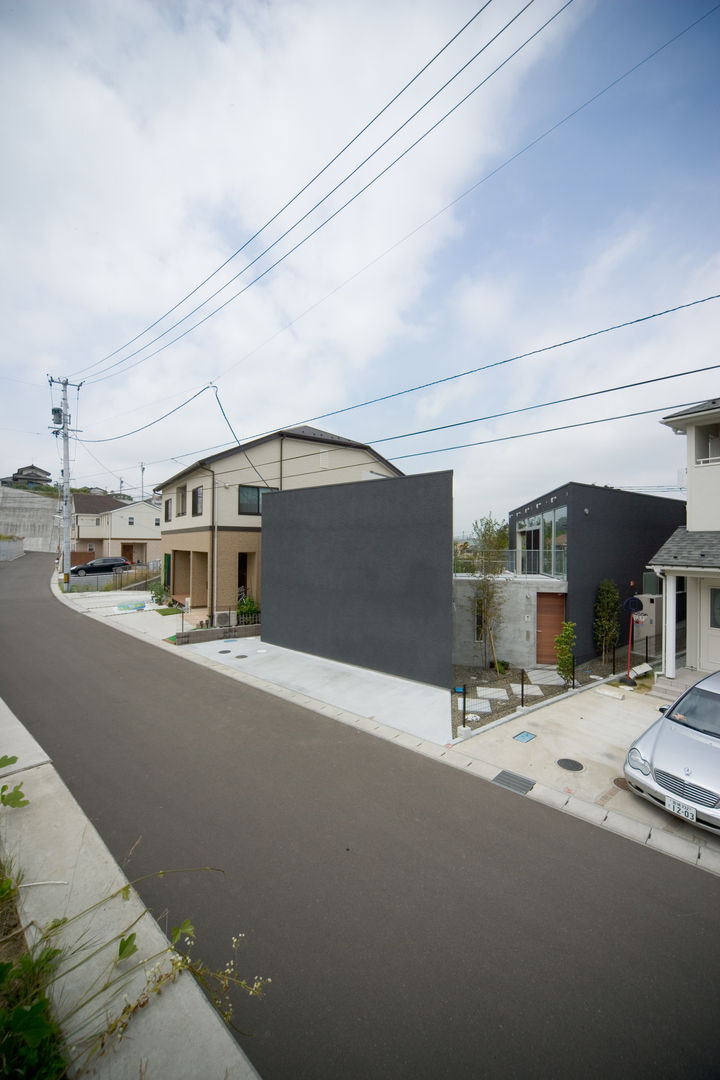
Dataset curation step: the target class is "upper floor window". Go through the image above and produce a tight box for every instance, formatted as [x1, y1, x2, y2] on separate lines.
[694, 423, 720, 465]
[238, 485, 277, 515]
[164, 499, 172, 522]
[176, 485, 187, 516]
[128, 516, 134, 526]
[155, 517, 160, 527]
[95, 518, 100, 525]
[192, 485, 203, 516]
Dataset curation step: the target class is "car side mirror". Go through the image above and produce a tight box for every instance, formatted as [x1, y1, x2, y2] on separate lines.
[658, 705, 668, 714]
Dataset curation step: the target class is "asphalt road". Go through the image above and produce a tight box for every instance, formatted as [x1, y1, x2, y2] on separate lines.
[2, 553, 720, 1079]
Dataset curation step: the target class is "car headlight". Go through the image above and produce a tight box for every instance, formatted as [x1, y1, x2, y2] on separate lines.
[627, 746, 651, 776]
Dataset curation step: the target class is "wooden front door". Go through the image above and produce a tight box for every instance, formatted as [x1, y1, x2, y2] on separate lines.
[537, 593, 565, 664]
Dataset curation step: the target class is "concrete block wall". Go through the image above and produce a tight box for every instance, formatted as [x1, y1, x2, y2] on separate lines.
[453, 575, 568, 670]
[0, 538, 23, 561]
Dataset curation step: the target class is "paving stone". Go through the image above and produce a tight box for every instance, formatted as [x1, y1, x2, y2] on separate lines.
[509, 683, 543, 697]
[525, 784, 570, 810]
[561, 796, 608, 825]
[696, 845, 720, 876]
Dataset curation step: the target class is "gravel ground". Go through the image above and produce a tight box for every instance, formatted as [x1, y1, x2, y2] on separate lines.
[451, 653, 657, 739]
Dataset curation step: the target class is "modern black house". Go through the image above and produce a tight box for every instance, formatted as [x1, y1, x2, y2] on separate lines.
[508, 482, 687, 661]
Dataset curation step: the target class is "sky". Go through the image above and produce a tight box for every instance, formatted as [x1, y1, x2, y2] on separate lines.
[1, 0, 719, 535]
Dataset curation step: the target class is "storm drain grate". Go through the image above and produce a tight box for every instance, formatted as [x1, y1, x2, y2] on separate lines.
[492, 770, 535, 795]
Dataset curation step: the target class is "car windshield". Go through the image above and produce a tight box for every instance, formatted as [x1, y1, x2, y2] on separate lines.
[667, 687, 720, 738]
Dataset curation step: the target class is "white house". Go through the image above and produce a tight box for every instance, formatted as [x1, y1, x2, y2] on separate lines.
[648, 398, 720, 678]
[71, 494, 162, 566]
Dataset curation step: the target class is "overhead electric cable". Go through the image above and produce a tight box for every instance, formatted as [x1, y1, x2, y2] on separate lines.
[370, 361, 720, 443]
[274, 293, 720, 431]
[80, 385, 214, 443]
[69, 3, 494, 379]
[84, 0, 574, 386]
[390, 403, 703, 460]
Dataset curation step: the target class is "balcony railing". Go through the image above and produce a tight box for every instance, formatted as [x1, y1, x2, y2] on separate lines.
[453, 548, 567, 578]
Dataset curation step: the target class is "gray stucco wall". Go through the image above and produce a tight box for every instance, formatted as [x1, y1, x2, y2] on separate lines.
[261, 471, 453, 687]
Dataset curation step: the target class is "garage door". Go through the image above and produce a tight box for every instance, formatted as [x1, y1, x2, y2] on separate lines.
[537, 593, 565, 664]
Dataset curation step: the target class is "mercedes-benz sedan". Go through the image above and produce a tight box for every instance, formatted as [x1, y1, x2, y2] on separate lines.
[624, 671, 720, 834]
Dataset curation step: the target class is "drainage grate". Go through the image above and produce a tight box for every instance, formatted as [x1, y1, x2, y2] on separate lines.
[492, 770, 535, 795]
[557, 758, 583, 772]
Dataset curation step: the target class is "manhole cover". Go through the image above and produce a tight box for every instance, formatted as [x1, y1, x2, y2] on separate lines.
[235, 654, 247, 659]
[218, 650, 231, 654]
[557, 758, 584, 772]
[613, 777, 630, 791]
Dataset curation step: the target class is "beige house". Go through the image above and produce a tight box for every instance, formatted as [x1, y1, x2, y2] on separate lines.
[156, 425, 403, 615]
[71, 494, 162, 566]
[648, 398, 720, 678]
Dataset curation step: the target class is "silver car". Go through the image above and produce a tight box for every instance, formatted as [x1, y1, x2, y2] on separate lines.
[624, 670, 720, 834]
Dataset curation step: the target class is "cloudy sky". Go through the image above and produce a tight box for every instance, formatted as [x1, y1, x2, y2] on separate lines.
[2, 0, 718, 533]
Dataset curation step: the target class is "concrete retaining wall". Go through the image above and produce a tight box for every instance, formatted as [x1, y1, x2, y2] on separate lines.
[0, 538, 23, 560]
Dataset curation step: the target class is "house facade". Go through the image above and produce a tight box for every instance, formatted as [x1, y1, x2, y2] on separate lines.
[71, 495, 162, 565]
[648, 399, 720, 678]
[1, 464, 52, 488]
[453, 482, 686, 669]
[155, 425, 403, 616]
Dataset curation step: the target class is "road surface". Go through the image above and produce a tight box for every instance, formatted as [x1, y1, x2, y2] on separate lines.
[1, 553, 719, 1078]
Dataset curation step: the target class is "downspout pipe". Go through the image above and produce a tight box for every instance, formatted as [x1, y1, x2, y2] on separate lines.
[200, 464, 217, 624]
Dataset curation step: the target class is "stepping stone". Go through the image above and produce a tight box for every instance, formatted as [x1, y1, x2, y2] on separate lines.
[510, 683, 543, 697]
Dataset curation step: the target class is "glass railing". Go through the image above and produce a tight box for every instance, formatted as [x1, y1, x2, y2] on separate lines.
[453, 548, 567, 578]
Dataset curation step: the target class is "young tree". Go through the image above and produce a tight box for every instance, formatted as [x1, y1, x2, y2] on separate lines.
[554, 621, 576, 685]
[474, 573, 505, 671]
[471, 513, 509, 575]
[593, 579, 621, 663]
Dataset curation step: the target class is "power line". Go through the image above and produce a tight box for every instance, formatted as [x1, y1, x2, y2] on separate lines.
[80, 385, 215, 443]
[274, 293, 720, 432]
[84, 0, 575, 386]
[75, 292, 720, 453]
[171, 1, 720, 394]
[370, 361, 720, 444]
[391, 402, 703, 461]
[69, 3, 495, 380]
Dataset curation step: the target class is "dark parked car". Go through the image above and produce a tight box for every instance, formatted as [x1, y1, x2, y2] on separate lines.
[70, 557, 132, 576]
[624, 670, 720, 834]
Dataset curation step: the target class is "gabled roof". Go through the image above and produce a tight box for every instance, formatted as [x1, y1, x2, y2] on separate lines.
[661, 398, 720, 433]
[72, 494, 126, 514]
[648, 526, 720, 570]
[155, 425, 403, 489]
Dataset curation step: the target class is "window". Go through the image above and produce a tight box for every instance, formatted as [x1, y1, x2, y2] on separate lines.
[192, 485, 203, 516]
[176, 485, 187, 516]
[164, 499, 172, 522]
[155, 517, 160, 527]
[128, 516, 134, 526]
[95, 518, 100, 526]
[238, 485, 277, 515]
[711, 589, 720, 630]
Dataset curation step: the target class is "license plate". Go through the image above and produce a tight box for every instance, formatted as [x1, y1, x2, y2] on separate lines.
[666, 796, 696, 822]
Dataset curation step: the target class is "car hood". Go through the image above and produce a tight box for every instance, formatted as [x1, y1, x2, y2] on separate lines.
[636, 717, 720, 792]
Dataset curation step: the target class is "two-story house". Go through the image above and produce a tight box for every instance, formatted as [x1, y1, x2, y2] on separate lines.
[648, 398, 720, 679]
[71, 494, 162, 566]
[155, 425, 403, 617]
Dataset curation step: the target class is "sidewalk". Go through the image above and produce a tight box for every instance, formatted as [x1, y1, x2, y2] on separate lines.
[53, 581, 720, 876]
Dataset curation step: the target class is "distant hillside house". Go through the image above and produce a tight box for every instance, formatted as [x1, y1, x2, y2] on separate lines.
[1, 464, 52, 488]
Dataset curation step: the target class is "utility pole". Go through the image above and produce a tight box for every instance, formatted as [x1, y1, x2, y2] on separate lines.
[49, 376, 82, 591]
[140, 462, 145, 501]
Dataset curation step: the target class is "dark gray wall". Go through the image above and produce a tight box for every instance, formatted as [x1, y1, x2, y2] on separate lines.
[261, 471, 453, 687]
[510, 483, 686, 660]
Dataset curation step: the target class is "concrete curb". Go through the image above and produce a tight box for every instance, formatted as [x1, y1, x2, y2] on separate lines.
[0, 698, 261, 1079]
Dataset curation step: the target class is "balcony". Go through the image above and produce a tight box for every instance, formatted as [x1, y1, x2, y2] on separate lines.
[453, 547, 567, 579]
